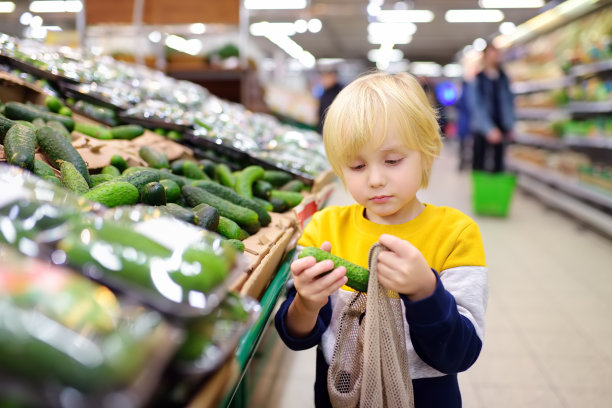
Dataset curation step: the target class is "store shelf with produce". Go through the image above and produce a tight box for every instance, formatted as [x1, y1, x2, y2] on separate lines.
[570, 59, 612, 78]
[513, 133, 564, 149]
[568, 100, 612, 115]
[511, 76, 574, 95]
[564, 135, 612, 150]
[515, 107, 569, 120]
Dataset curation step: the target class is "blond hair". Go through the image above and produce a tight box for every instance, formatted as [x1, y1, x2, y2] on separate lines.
[322, 71, 442, 188]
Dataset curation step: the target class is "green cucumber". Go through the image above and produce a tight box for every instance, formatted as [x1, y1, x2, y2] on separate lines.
[216, 163, 236, 188]
[181, 185, 260, 234]
[4, 124, 36, 170]
[32, 117, 46, 129]
[110, 124, 144, 140]
[82, 181, 139, 207]
[298, 247, 369, 292]
[267, 196, 288, 213]
[89, 173, 116, 187]
[73, 100, 117, 126]
[139, 146, 169, 169]
[44, 95, 63, 113]
[198, 159, 217, 179]
[101, 165, 121, 177]
[59, 161, 90, 194]
[182, 160, 208, 180]
[43, 174, 61, 185]
[159, 169, 190, 188]
[191, 180, 271, 227]
[170, 159, 190, 175]
[119, 167, 160, 190]
[262, 170, 293, 187]
[270, 190, 303, 208]
[224, 238, 245, 252]
[140, 181, 167, 206]
[0, 114, 16, 143]
[74, 122, 112, 140]
[235, 165, 265, 199]
[162, 203, 198, 225]
[253, 196, 275, 212]
[192, 203, 220, 231]
[281, 179, 306, 192]
[159, 179, 181, 202]
[109, 154, 128, 173]
[253, 180, 273, 199]
[33, 159, 56, 178]
[4, 101, 75, 131]
[216, 216, 249, 240]
[36, 126, 90, 185]
[46, 120, 72, 141]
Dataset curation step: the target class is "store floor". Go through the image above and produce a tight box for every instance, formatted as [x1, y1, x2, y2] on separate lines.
[249, 142, 612, 408]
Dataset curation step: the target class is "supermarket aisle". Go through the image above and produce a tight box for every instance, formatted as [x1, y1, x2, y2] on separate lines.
[252, 142, 612, 408]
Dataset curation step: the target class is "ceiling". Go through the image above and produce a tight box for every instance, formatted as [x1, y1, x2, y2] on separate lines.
[247, 0, 558, 65]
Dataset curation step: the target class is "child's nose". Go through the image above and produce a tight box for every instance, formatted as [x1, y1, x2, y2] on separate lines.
[368, 166, 385, 187]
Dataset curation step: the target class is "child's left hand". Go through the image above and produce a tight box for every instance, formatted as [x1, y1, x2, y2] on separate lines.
[377, 234, 436, 301]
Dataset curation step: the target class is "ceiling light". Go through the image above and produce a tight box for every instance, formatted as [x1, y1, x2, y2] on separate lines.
[19, 12, 32, 25]
[30, 15, 43, 28]
[244, 0, 306, 10]
[42, 25, 62, 31]
[499, 21, 516, 34]
[265, 33, 315, 68]
[250, 22, 296, 36]
[473, 37, 487, 51]
[368, 22, 417, 37]
[367, 3, 382, 16]
[294, 19, 308, 33]
[30, 1, 83, 13]
[368, 34, 413, 45]
[165, 35, 202, 56]
[148, 31, 162, 43]
[189, 23, 206, 35]
[0, 2, 15, 13]
[479, 0, 544, 8]
[376, 10, 434, 23]
[307, 18, 322, 33]
[445, 9, 504, 23]
[410, 61, 442, 77]
[443, 63, 463, 78]
[367, 48, 404, 63]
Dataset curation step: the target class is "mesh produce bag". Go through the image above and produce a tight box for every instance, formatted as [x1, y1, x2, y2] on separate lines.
[327, 243, 414, 408]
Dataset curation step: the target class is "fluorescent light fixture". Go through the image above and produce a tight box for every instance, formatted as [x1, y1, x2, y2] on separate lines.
[20, 12, 32, 25]
[445, 9, 504, 23]
[244, 0, 306, 10]
[294, 19, 308, 33]
[30, 1, 83, 13]
[148, 31, 162, 43]
[367, 48, 404, 63]
[265, 33, 315, 68]
[30, 15, 43, 28]
[250, 22, 296, 36]
[368, 34, 412, 45]
[376, 10, 434, 23]
[42, 25, 62, 31]
[308, 18, 322, 33]
[368, 22, 417, 37]
[499, 21, 516, 35]
[473, 37, 487, 51]
[479, 0, 544, 8]
[443, 63, 463, 78]
[165, 35, 202, 56]
[410, 61, 442, 77]
[367, 3, 381, 16]
[0, 2, 15, 13]
[190, 23, 206, 35]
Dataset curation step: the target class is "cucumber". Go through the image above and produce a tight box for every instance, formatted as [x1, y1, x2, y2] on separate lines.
[192, 203, 220, 231]
[89, 173, 116, 187]
[182, 160, 208, 180]
[82, 181, 139, 207]
[281, 179, 306, 192]
[101, 165, 121, 177]
[110, 124, 144, 140]
[298, 247, 369, 292]
[162, 203, 198, 225]
[120, 167, 160, 190]
[4, 124, 36, 170]
[235, 165, 265, 199]
[224, 238, 245, 252]
[33, 159, 56, 178]
[0, 114, 16, 143]
[140, 181, 167, 206]
[60, 160, 90, 195]
[14, 120, 35, 129]
[58, 106, 72, 117]
[44, 95, 63, 113]
[32, 117, 46, 129]
[253, 180, 272, 199]
[159, 179, 181, 202]
[36, 126, 90, 185]
[253, 196, 274, 212]
[73, 100, 117, 126]
[216, 216, 249, 240]
[166, 130, 182, 140]
[198, 159, 217, 179]
[216, 163, 236, 188]
[43, 174, 62, 185]
[262, 170, 293, 187]
[74, 122, 112, 140]
[46, 120, 72, 141]
[4, 101, 75, 131]
[139, 146, 169, 169]
[158, 169, 190, 188]
[191, 180, 271, 227]
[267, 196, 288, 213]
[270, 190, 303, 208]
[181, 185, 260, 234]
[109, 154, 128, 173]
[170, 159, 190, 175]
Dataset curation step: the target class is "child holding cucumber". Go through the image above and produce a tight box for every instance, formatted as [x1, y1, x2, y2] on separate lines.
[275, 71, 488, 408]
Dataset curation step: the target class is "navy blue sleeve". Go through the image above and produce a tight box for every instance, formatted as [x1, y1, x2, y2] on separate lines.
[400, 270, 482, 374]
[274, 282, 332, 350]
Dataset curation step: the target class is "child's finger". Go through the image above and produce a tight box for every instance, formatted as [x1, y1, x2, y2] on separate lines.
[290, 256, 316, 276]
[302, 259, 336, 280]
[313, 266, 347, 293]
[320, 241, 332, 252]
[379, 233, 413, 253]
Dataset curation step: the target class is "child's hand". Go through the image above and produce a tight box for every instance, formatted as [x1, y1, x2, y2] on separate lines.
[291, 241, 348, 313]
[377, 234, 436, 301]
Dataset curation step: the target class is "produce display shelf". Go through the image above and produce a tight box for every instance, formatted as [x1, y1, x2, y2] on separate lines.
[568, 100, 612, 114]
[515, 107, 569, 120]
[511, 76, 573, 95]
[570, 59, 612, 77]
[513, 133, 564, 149]
[564, 135, 612, 150]
[0, 53, 81, 85]
[507, 159, 612, 210]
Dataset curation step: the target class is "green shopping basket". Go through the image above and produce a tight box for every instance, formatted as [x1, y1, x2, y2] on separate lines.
[471, 171, 517, 217]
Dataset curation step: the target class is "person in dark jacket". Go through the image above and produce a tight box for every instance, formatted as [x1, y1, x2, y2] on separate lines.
[468, 43, 515, 172]
[317, 69, 343, 134]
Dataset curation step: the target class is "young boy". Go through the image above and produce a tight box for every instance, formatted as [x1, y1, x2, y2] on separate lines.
[274, 71, 488, 408]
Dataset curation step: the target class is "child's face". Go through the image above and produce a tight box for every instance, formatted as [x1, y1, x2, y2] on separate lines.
[341, 124, 424, 225]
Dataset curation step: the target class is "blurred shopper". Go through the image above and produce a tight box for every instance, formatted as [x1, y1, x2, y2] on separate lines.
[456, 80, 473, 171]
[469, 43, 515, 172]
[317, 68, 343, 133]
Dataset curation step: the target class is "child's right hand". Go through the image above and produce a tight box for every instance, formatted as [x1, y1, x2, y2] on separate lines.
[291, 241, 348, 313]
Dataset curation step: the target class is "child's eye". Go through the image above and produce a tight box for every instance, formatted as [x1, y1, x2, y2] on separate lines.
[349, 164, 365, 171]
[385, 158, 403, 165]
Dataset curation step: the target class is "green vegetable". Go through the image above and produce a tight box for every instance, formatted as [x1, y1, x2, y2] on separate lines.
[159, 179, 181, 202]
[46, 120, 72, 141]
[298, 247, 369, 292]
[182, 160, 208, 180]
[4, 101, 75, 131]
[110, 124, 144, 140]
[119, 167, 160, 190]
[267, 196, 288, 213]
[0, 114, 16, 143]
[161, 203, 198, 225]
[192, 203, 220, 231]
[60, 161, 90, 194]
[224, 238, 245, 252]
[36, 126, 90, 185]
[252, 196, 274, 212]
[234, 165, 265, 199]
[281, 179, 306, 192]
[198, 159, 217, 179]
[44, 95, 63, 113]
[82, 181, 140, 207]
[109, 154, 128, 173]
[270, 190, 303, 208]
[73, 100, 117, 125]
[89, 173, 116, 187]
[74, 122, 112, 140]
[140, 181, 167, 206]
[139, 146, 169, 169]
[101, 165, 121, 177]
[215, 163, 236, 188]
[216, 216, 249, 240]
[262, 170, 293, 187]
[4, 124, 36, 170]
[253, 180, 273, 199]
[32, 159, 56, 178]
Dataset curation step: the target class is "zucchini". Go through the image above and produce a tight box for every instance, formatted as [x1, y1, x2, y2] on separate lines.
[4, 101, 75, 131]
[162, 203, 198, 225]
[298, 247, 369, 292]
[59, 160, 90, 195]
[216, 216, 249, 240]
[74, 122, 112, 140]
[159, 179, 181, 202]
[37, 126, 90, 185]
[191, 180, 271, 227]
[4, 124, 36, 170]
[270, 190, 303, 208]
[253, 180, 273, 199]
[109, 154, 128, 173]
[235, 165, 265, 199]
[83, 181, 139, 207]
[140, 181, 167, 206]
[262, 170, 293, 187]
[181, 185, 260, 234]
[139, 146, 169, 169]
[215, 163, 236, 188]
[192, 203, 220, 231]
[110, 124, 144, 140]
